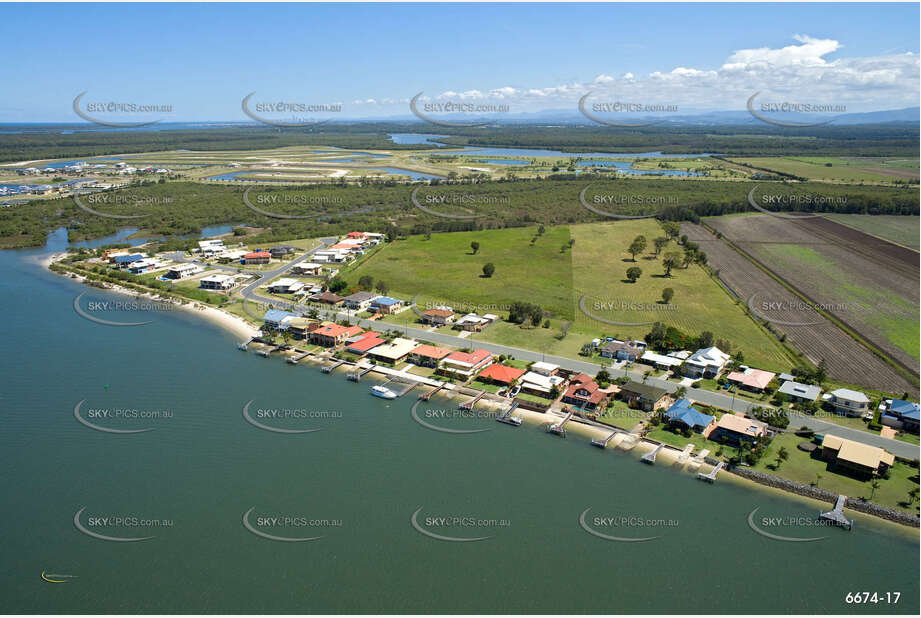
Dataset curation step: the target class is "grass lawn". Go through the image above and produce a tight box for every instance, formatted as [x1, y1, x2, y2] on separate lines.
[346, 225, 574, 318]
[646, 425, 713, 454]
[729, 156, 913, 184]
[569, 220, 793, 371]
[751, 432, 920, 514]
[598, 399, 648, 430]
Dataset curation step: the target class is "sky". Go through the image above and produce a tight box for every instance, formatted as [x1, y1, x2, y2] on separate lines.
[0, 2, 918, 122]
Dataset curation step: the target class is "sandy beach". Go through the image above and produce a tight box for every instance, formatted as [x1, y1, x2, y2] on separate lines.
[47, 252, 260, 341]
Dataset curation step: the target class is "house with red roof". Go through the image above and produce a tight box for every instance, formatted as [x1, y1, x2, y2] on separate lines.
[726, 368, 776, 393]
[408, 344, 452, 368]
[309, 323, 364, 347]
[243, 251, 271, 265]
[346, 232, 366, 239]
[421, 308, 455, 326]
[561, 373, 610, 411]
[477, 364, 525, 386]
[346, 332, 386, 355]
[441, 349, 493, 379]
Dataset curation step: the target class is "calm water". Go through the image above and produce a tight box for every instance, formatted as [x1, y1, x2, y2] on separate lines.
[0, 230, 917, 614]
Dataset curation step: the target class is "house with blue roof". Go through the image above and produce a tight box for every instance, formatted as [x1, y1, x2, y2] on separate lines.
[369, 296, 403, 315]
[881, 399, 920, 434]
[262, 309, 298, 330]
[663, 399, 715, 433]
[113, 253, 145, 267]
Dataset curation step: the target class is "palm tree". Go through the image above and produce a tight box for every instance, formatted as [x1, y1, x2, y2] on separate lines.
[774, 446, 789, 470]
[908, 487, 919, 505]
[869, 479, 880, 501]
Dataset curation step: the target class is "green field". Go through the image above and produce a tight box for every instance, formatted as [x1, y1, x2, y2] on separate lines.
[730, 156, 919, 184]
[822, 214, 921, 249]
[569, 220, 792, 370]
[347, 226, 574, 318]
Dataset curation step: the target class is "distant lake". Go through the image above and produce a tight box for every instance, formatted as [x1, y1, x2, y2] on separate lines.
[371, 167, 443, 180]
[576, 159, 702, 176]
[475, 159, 530, 166]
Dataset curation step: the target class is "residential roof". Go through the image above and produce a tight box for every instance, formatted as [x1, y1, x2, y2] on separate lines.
[715, 413, 767, 438]
[410, 344, 452, 360]
[640, 351, 684, 367]
[603, 340, 640, 355]
[445, 349, 493, 368]
[830, 388, 870, 404]
[311, 323, 355, 338]
[726, 368, 776, 390]
[531, 361, 559, 373]
[371, 296, 401, 306]
[114, 253, 145, 263]
[369, 337, 418, 360]
[347, 334, 386, 353]
[822, 434, 895, 468]
[478, 364, 525, 384]
[263, 309, 297, 324]
[200, 273, 233, 283]
[665, 399, 715, 430]
[778, 380, 822, 401]
[312, 292, 344, 303]
[564, 373, 606, 405]
[621, 381, 668, 401]
[889, 399, 920, 420]
[422, 308, 454, 318]
[686, 346, 730, 367]
[778, 372, 796, 382]
[344, 291, 378, 303]
[244, 251, 271, 259]
[520, 371, 565, 392]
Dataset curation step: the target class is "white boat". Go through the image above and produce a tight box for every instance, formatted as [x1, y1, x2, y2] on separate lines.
[370, 384, 398, 399]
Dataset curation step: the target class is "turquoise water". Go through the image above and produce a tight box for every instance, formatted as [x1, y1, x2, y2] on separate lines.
[0, 230, 917, 613]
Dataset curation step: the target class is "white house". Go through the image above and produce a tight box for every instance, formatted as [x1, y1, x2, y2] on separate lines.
[682, 346, 730, 379]
[166, 263, 203, 279]
[267, 278, 305, 294]
[199, 274, 235, 290]
[827, 388, 870, 417]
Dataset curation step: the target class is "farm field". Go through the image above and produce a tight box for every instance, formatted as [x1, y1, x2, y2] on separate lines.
[822, 214, 921, 249]
[681, 221, 917, 396]
[729, 156, 920, 184]
[569, 219, 793, 371]
[706, 213, 920, 375]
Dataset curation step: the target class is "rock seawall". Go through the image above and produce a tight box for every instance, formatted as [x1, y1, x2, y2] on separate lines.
[727, 466, 919, 528]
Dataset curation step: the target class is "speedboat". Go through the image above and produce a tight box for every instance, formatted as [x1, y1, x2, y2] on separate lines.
[370, 384, 398, 399]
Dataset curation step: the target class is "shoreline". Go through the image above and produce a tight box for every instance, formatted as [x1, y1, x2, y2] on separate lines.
[45, 252, 919, 532]
[46, 252, 260, 341]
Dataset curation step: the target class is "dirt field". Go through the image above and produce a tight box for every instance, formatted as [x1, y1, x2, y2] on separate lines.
[681, 222, 917, 396]
[705, 214, 919, 378]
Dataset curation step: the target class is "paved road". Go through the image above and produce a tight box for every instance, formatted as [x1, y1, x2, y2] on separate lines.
[192, 244, 918, 461]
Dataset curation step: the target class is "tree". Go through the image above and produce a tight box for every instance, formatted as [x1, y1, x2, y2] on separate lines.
[697, 331, 715, 348]
[662, 251, 681, 276]
[626, 266, 642, 282]
[774, 446, 789, 470]
[662, 221, 680, 239]
[470, 241, 480, 254]
[628, 235, 647, 261]
[358, 275, 374, 290]
[908, 487, 919, 505]
[662, 287, 674, 303]
[482, 262, 495, 278]
[327, 276, 347, 293]
[538, 224, 545, 235]
[643, 370, 652, 383]
[375, 280, 389, 294]
[653, 236, 669, 255]
[870, 479, 880, 501]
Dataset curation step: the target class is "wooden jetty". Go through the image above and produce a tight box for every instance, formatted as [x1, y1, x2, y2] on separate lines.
[496, 401, 522, 426]
[322, 359, 347, 373]
[459, 390, 486, 411]
[592, 429, 621, 448]
[641, 443, 665, 464]
[287, 350, 312, 364]
[387, 378, 419, 397]
[697, 461, 725, 482]
[238, 337, 255, 351]
[419, 382, 447, 401]
[547, 411, 573, 436]
[819, 495, 853, 529]
[347, 364, 376, 382]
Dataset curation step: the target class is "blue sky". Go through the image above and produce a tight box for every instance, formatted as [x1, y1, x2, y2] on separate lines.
[1, 2, 918, 121]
